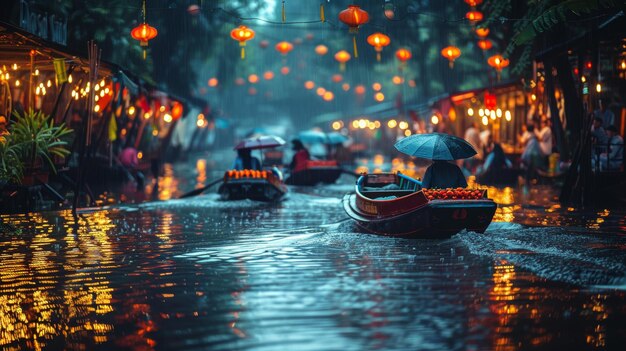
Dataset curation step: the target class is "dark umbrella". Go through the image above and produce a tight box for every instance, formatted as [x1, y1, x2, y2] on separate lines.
[234, 135, 286, 150]
[394, 133, 477, 160]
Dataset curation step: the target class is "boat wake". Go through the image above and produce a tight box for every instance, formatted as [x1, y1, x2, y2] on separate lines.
[458, 222, 626, 290]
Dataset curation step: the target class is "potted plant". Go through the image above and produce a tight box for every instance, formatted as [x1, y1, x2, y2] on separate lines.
[1, 110, 73, 186]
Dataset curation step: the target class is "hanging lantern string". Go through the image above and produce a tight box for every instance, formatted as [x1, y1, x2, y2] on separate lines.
[282, 1, 286, 23]
[352, 36, 358, 58]
[320, 3, 325, 22]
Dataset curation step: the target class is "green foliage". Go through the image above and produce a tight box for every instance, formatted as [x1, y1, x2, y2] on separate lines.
[0, 135, 23, 184]
[8, 110, 73, 176]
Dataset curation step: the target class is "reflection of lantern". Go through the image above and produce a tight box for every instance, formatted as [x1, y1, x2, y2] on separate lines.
[441, 46, 461, 68]
[464, 0, 483, 6]
[366, 32, 391, 62]
[315, 45, 328, 55]
[395, 48, 412, 69]
[131, 0, 157, 60]
[338, 5, 369, 57]
[334, 50, 351, 71]
[477, 39, 492, 50]
[466, 11, 483, 22]
[475, 27, 489, 38]
[230, 25, 255, 59]
[275, 41, 294, 55]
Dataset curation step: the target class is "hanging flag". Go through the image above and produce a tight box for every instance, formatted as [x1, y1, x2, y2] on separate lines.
[108, 114, 118, 141]
[53, 58, 67, 83]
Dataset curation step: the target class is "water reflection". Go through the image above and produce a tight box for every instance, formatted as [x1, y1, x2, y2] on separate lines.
[1, 162, 626, 350]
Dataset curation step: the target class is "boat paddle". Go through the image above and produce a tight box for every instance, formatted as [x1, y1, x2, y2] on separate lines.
[179, 178, 224, 199]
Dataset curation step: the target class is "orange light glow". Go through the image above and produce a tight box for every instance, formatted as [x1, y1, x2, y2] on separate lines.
[395, 48, 412, 63]
[263, 71, 274, 80]
[374, 92, 385, 102]
[392, 76, 404, 85]
[354, 85, 366, 95]
[280, 66, 290, 75]
[477, 39, 493, 50]
[315, 45, 328, 55]
[275, 41, 294, 55]
[466, 11, 484, 22]
[372, 83, 382, 91]
[475, 27, 489, 37]
[248, 74, 259, 84]
[304, 81, 315, 89]
[323, 91, 334, 101]
[441, 46, 461, 68]
[338, 5, 370, 33]
[316, 87, 326, 96]
[208, 78, 218, 87]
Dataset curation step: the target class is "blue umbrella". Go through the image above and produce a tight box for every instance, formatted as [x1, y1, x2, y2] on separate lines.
[394, 133, 477, 160]
[297, 130, 348, 145]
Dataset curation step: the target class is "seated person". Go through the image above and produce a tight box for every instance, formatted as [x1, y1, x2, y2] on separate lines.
[592, 125, 623, 171]
[233, 148, 261, 170]
[422, 160, 467, 189]
[476, 135, 512, 183]
[289, 139, 310, 172]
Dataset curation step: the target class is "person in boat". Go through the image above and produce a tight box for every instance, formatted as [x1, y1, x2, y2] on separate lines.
[476, 134, 512, 184]
[421, 160, 468, 189]
[233, 148, 261, 170]
[289, 139, 310, 173]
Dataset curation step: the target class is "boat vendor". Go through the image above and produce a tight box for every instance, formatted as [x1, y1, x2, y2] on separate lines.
[233, 148, 262, 170]
[421, 160, 468, 189]
[289, 139, 310, 172]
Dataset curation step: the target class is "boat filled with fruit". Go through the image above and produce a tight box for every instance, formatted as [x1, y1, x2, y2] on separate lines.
[342, 172, 497, 238]
[285, 160, 344, 186]
[218, 169, 287, 202]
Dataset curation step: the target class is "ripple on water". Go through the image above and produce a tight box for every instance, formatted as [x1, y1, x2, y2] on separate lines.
[458, 223, 626, 289]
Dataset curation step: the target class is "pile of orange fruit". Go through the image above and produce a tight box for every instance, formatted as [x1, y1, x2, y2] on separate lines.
[225, 170, 269, 179]
[422, 188, 485, 200]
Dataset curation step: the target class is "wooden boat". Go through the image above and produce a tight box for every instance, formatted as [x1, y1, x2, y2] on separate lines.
[342, 172, 497, 238]
[285, 160, 343, 186]
[218, 169, 287, 201]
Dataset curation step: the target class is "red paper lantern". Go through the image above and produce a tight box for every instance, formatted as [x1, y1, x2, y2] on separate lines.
[315, 45, 328, 55]
[171, 102, 183, 119]
[395, 48, 412, 63]
[366, 32, 391, 62]
[331, 74, 343, 83]
[230, 25, 255, 59]
[441, 46, 461, 68]
[477, 39, 492, 50]
[339, 5, 369, 58]
[334, 50, 351, 71]
[464, 0, 483, 6]
[484, 92, 496, 110]
[487, 54, 509, 72]
[338, 5, 369, 33]
[466, 11, 483, 22]
[475, 27, 489, 38]
[275, 41, 294, 55]
[131, 0, 157, 60]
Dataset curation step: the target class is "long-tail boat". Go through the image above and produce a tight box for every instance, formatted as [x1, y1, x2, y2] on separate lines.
[285, 160, 343, 186]
[218, 169, 287, 201]
[342, 172, 497, 238]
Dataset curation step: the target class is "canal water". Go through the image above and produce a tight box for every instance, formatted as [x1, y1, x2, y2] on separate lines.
[1, 155, 625, 351]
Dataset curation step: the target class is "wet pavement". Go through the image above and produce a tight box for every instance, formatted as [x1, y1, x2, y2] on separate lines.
[1, 154, 625, 350]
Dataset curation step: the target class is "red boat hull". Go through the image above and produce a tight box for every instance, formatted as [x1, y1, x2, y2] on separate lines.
[285, 160, 343, 186]
[343, 193, 497, 238]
